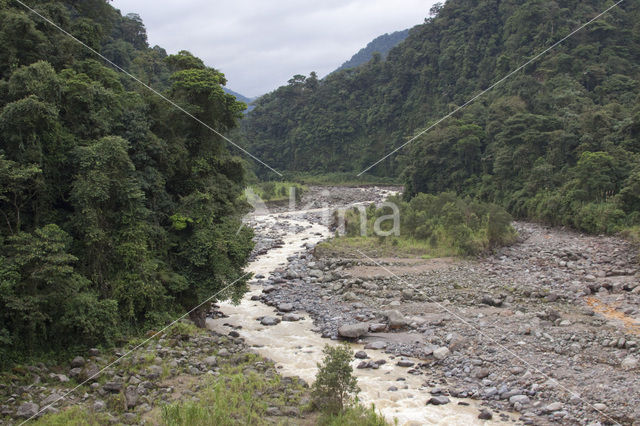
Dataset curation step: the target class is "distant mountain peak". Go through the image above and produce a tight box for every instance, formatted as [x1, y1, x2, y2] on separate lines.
[335, 29, 410, 72]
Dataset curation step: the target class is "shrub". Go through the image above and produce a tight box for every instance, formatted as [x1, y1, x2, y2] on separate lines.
[312, 344, 360, 414]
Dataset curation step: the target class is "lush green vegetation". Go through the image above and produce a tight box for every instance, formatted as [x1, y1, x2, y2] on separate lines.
[0, 0, 253, 366]
[282, 171, 400, 187]
[242, 0, 640, 234]
[329, 193, 516, 257]
[248, 181, 306, 203]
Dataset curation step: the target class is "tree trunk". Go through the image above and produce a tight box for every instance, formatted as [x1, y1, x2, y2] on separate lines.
[189, 305, 208, 328]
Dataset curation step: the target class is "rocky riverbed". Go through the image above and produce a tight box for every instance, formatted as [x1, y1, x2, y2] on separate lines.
[2, 185, 638, 425]
[245, 186, 640, 425]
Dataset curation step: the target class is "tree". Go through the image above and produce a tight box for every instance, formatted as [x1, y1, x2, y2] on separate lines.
[312, 344, 360, 414]
[0, 154, 42, 234]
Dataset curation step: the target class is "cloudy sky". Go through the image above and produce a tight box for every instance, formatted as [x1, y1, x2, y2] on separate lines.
[110, 0, 438, 98]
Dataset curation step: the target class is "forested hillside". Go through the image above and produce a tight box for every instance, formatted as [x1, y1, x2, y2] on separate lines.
[334, 29, 410, 72]
[0, 0, 253, 363]
[242, 0, 640, 233]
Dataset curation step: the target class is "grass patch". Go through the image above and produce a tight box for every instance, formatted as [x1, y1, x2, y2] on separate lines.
[316, 236, 458, 259]
[161, 354, 303, 426]
[32, 406, 112, 425]
[318, 404, 389, 426]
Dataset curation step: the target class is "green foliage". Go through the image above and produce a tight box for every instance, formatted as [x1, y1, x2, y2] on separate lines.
[242, 0, 640, 234]
[0, 0, 253, 364]
[248, 181, 306, 202]
[312, 344, 360, 414]
[338, 193, 516, 256]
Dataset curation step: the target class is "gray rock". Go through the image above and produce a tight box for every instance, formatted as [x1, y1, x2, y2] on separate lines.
[16, 402, 39, 419]
[397, 359, 415, 367]
[82, 362, 100, 381]
[266, 406, 282, 416]
[71, 356, 85, 368]
[368, 323, 386, 332]
[543, 402, 563, 413]
[52, 374, 69, 383]
[218, 348, 231, 357]
[364, 341, 387, 350]
[475, 367, 490, 379]
[354, 351, 368, 359]
[509, 394, 530, 405]
[125, 386, 139, 408]
[621, 355, 638, 370]
[203, 356, 217, 367]
[88, 348, 100, 357]
[309, 269, 323, 278]
[93, 400, 106, 412]
[282, 313, 302, 321]
[343, 291, 358, 301]
[478, 409, 493, 420]
[40, 393, 62, 407]
[260, 316, 281, 326]
[338, 323, 369, 338]
[433, 346, 450, 360]
[481, 295, 503, 307]
[69, 367, 82, 378]
[277, 303, 294, 312]
[427, 396, 450, 405]
[146, 365, 162, 379]
[103, 381, 123, 393]
[385, 310, 407, 329]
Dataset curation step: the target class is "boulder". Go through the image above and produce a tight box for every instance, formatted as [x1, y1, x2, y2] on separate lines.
[70, 356, 85, 368]
[509, 394, 530, 405]
[621, 355, 638, 370]
[433, 347, 450, 360]
[203, 356, 217, 367]
[338, 323, 369, 338]
[384, 310, 407, 329]
[427, 396, 450, 405]
[16, 402, 39, 419]
[103, 381, 123, 393]
[260, 316, 281, 326]
[368, 323, 386, 332]
[364, 341, 387, 350]
[277, 303, 294, 312]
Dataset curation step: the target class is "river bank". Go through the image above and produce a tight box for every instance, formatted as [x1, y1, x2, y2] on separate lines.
[236, 186, 640, 425]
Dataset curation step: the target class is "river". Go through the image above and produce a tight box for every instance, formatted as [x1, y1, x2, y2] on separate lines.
[207, 189, 505, 425]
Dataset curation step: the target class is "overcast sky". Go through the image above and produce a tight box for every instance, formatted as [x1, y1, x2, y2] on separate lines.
[110, 0, 438, 98]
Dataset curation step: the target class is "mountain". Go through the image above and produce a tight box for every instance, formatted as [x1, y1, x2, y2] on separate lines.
[335, 29, 410, 72]
[223, 87, 255, 105]
[242, 0, 640, 234]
